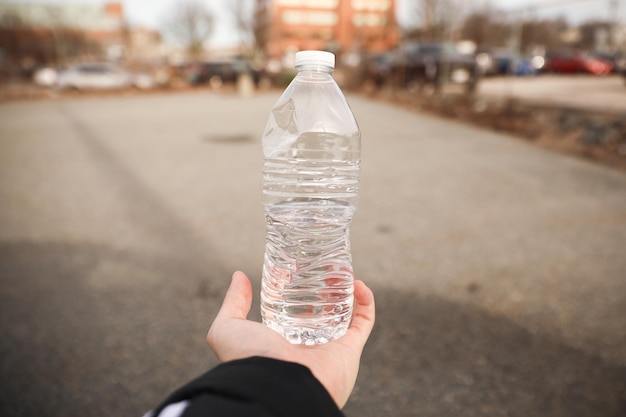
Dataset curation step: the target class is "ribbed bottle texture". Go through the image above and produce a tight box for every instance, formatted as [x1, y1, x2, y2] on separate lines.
[260, 51, 361, 345]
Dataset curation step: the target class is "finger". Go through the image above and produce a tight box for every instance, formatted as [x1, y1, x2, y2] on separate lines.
[343, 280, 375, 349]
[215, 271, 253, 321]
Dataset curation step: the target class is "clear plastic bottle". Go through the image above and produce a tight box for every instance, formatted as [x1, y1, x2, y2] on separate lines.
[261, 50, 361, 345]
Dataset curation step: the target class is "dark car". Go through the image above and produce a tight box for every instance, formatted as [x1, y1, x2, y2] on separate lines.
[186, 58, 264, 88]
[476, 49, 532, 76]
[391, 42, 480, 94]
[363, 52, 393, 88]
[617, 54, 626, 85]
[493, 53, 537, 76]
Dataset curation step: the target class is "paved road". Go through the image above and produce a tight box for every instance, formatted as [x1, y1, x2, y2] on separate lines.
[1, 91, 625, 417]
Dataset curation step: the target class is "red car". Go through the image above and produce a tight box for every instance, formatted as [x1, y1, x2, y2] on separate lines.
[545, 52, 613, 75]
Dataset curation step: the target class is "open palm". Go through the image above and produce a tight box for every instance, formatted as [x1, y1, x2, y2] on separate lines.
[207, 271, 376, 409]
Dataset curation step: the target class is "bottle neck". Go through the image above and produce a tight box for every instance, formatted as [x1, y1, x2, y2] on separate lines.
[296, 64, 333, 75]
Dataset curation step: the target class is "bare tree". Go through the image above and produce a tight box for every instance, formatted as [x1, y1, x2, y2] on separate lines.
[166, 0, 214, 60]
[520, 17, 569, 51]
[460, 6, 512, 47]
[46, 6, 98, 65]
[228, 0, 255, 56]
[407, 0, 468, 41]
[459, 1, 571, 53]
[0, 5, 97, 75]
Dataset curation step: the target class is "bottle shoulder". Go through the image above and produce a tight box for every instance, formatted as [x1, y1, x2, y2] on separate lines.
[269, 78, 359, 135]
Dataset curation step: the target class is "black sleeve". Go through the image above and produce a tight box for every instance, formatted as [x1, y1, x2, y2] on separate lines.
[150, 356, 345, 417]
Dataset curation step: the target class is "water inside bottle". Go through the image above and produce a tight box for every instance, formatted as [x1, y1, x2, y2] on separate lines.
[261, 198, 355, 345]
[261, 144, 359, 345]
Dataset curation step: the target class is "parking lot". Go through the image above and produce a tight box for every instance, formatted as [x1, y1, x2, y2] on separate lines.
[1, 87, 625, 416]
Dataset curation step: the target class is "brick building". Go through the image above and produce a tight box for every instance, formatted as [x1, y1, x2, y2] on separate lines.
[0, 1, 126, 74]
[254, 0, 398, 62]
[0, 1, 126, 44]
[0, 2, 164, 76]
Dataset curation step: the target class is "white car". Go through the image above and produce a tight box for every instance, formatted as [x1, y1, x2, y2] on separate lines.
[57, 63, 155, 91]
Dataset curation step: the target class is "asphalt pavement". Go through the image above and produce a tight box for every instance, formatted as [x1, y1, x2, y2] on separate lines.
[0, 90, 625, 417]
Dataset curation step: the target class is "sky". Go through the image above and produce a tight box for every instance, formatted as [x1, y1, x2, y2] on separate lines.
[6, 0, 626, 46]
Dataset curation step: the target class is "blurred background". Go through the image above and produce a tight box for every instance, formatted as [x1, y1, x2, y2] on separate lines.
[0, 0, 625, 90]
[1, 1, 625, 416]
[1, 0, 626, 164]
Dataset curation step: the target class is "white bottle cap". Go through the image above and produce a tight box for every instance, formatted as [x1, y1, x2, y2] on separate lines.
[295, 50, 335, 69]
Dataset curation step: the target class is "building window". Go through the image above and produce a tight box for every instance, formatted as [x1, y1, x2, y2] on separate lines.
[276, 0, 338, 8]
[352, 0, 391, 11]
[282, 10, 338, 26]
[352, 13, 387, 27]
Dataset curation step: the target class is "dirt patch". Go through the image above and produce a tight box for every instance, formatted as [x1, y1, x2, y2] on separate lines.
[365, 87, 626, 173]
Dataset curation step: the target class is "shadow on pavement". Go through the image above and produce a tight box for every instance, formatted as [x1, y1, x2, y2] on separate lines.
[1, 241, 624, 417]
[346, 286, 626, 417]
[0, 240, 227, 417]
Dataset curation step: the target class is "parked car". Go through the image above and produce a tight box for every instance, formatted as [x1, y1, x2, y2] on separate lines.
[617, 54, 626, 85]
[493, 53, 537, 76]
[477, 47, 542, 77]
[57, 62, 156, 91]
[591, 52, 619, 73]
[391, 42, 480, 94]
[544, 52, 613, 75]
[362, 52, 393, 88]
[475, 47, 518, 76]
[186, 58, 264, 88]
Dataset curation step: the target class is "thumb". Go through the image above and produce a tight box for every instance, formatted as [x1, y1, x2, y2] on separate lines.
[341, 280, 375, 350]
[215, 271, 253, 321]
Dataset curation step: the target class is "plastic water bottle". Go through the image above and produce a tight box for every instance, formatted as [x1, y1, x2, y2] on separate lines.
[260, 50, 361, 345]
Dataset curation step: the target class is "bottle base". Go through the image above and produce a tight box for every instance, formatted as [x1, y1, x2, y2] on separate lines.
[263, 318, 349, 345]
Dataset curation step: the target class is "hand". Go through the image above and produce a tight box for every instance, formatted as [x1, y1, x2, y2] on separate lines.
[206, 271, 376, 409]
